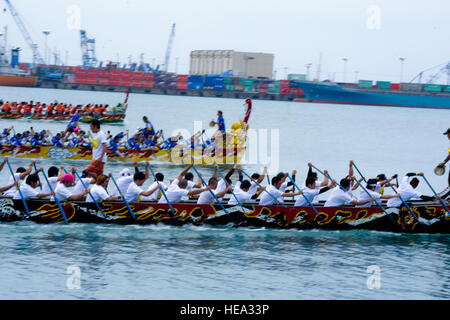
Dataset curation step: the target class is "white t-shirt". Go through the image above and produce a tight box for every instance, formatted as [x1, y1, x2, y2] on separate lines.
[13, 183, 38, 200]
[259, 185, 283, 206]
[92, 130, 108, 163]
[125, 182, 143, 203]
[112, 176, 134, 196]
[158, 181, 189, 204]
[181, 180, 195, 201]
[357, 189, 382, 208]
[312, 180, 323, 204]
[197, 188, 220, 205]
[73, 177, 93, 195]
[387, 185, 421, 208]
[228, 182, 252, 205]
[324, 187, 353, 207]
[215, 179, 228, 198]
[86, 184, 109, 203]
[4, 173, 21, 196]
[52, 183, 73, 202]
[248, 181, 259, 196]
[140, 181, 166, 202]
[41, 176, 58, 197]
[294, 187, 320, 207]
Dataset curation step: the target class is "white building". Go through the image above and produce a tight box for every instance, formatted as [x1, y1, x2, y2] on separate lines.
[189, 50, 274, 78]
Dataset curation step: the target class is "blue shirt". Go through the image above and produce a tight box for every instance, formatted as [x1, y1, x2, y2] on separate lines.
[110, 140, 119, 152]
[144, 120, 156, 136]
[52, 137, 63, 147]
[218, 115, 226, 132]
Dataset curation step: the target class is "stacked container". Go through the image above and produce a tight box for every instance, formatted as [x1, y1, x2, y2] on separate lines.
[143, 73, 154, 88]
[176, 75, 188, 90]
[358, 80, 373, 88]
[423, 84, 443, 92]
[400, 83, 423, 92]
[376, 81, 391, 90]
[188, 75, 204, 90]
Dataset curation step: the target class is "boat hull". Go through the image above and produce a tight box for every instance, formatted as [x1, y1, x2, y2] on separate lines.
[0, 113, 126, 123]
[294, 81, 450, 109]
[1, 197, 448, 233]
[0, 74, 38, 87]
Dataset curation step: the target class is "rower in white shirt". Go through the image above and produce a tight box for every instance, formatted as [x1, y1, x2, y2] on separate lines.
[159, 165, 210, 204]
[52, 173, 90, 202]
[3, 161, 36, 197]
[259, 176, 303, 206]
[13, 173, 54, 200]
[140, 172, 168, 202]
[356, 178, 400, 208]
[86, 175, 123, 203]
[180, 171, 202, 201]
[387, 173, 438, 208]
[41, 165, 65, 199]
[294, 177, 336, 207]
[197, 177, 232, 205]
[125, 171, 161, 203]
[325, 176, 377, 207]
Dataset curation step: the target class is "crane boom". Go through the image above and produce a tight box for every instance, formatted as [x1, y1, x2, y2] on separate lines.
[3, 0, 45, 65]
[164, 23, 176, 73]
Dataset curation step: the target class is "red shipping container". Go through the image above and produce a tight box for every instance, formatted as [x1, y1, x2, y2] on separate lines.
[258, 88, 268, 94]
[120, 81, 131, 87]
[143, 81, 154, 88]
[177, 75, 189, 81]
[177, 82, 188, 90]
[279, 80, 290, 87]
[390, 83, 400, 90]
[280, 87, 290, 95]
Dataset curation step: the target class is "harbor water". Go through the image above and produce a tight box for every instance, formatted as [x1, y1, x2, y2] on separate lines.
[0, 86, 449, 299]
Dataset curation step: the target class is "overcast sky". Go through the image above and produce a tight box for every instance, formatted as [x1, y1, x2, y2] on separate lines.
[1, 0, 449, 83]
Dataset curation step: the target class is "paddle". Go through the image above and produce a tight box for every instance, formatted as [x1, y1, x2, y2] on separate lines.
[287, 175, 320, 217]
[108, 174, 136, 220]
[421, 174, 450, 215]
[6, 159, 30, 218]
[352, 177, 396, 224]
[241, 168, 287, 207]
[147, 163, 176, 216]
[72, 168, 107, 219]
[351, 162, 368, 184]
[191, 165, 230, 214]
[35, 163, 68, 223]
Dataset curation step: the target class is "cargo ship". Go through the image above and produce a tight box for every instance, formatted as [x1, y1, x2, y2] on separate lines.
[293, 80, 450, 109]
[0, 47, 38, 87]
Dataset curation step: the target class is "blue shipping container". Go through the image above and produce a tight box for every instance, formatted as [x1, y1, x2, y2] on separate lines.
[188, 82, 204, 90]
[188, 75, 204, 83]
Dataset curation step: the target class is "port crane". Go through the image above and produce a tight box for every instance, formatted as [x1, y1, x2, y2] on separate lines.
[80, 29, 98, 69]
[410, 61, 450, 85]
[163, 23, 176, 73]
[3, 0, 45, 66]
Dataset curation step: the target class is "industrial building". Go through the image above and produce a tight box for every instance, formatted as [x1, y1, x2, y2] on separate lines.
[189, 50, 274, 79]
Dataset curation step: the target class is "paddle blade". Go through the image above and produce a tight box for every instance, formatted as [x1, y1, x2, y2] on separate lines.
[434, 165, 445, 176]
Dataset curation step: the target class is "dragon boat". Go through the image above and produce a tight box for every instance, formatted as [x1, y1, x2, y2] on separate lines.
[0, 91, 129, 123]
[0, 99, 253, 165]
[0, 197, 448, 234]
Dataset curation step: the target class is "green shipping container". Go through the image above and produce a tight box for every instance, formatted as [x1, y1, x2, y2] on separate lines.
[244, 85, 254, 92]
[358, 80, 373, 88]
[288, 74, 306, 81]
[224, 77, 232, 84]
[423, 84, 443, 92]
[268, 86, 279, 94]
[376, 81, 391, 89]
[443, 85, 450, 93]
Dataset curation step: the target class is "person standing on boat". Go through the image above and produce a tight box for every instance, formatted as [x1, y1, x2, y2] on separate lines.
[143, 116, 156, 139]
[87, 119, 108, 178]
[436, 128, 450, 190]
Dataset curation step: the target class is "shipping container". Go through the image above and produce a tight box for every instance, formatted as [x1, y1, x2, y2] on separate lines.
[188, 75, 204, 83]
[225, 84, 235, 91]
[423, 84, 442, 92]
[176, 82, 188, 90]
[390, 83, 401, 90]
[443, 85, 450, 93]
[278, 80, 290, 87]
[288, 74, 306, 81]
[279, 87, 290, 95]
[177, 75, 189, 82]
[358, 80, 373, 88]
[187, 82, 204, 90]
[376, 81, 391, 90]
[400, 83, 423, 91]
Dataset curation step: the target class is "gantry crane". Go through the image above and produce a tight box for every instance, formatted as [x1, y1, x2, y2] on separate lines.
[163, 23, 176, 73]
